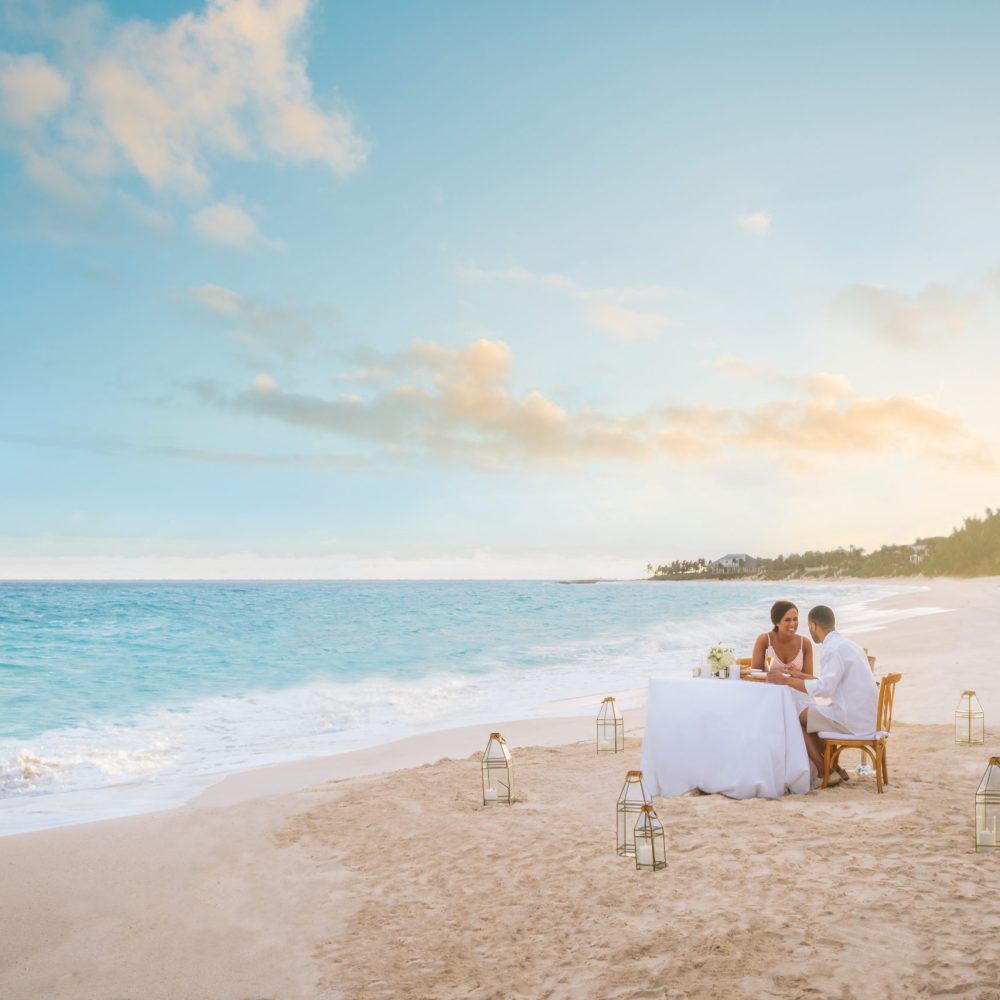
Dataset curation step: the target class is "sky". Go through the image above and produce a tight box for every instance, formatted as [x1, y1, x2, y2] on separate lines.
[2, 0, 1000, 579]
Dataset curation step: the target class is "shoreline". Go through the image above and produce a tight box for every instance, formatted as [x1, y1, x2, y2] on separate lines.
[143, 575, 999, 814]
[2, 576, 1000, 997]
[0, 576, 973, 838]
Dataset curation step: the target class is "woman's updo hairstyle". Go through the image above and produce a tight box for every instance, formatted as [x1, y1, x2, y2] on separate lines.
[770, 600, 797, 632]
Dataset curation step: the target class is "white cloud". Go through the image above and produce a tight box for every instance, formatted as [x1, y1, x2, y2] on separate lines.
[583, 302, 671, 342]
[703, 354, 769, 381]
[833, 282, 982, 346]
[737, 211, 771, 234]
[0, 53, 69, 126]
[190, 283, 243, 313]
[0, 0, 368, 198]
[187, 282, 316, 356]
[200, 337, 993, 473]
[191, 202, 273, 248]
[456, 263, 676, 341]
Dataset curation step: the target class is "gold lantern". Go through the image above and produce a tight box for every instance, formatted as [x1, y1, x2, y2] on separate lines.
[975, 756, 1000, 852]
[596, 696, 624, 754]
[955, 691, 985, 745]
[481, 732, 513, 805]
[633, 804, 666, 871]
[616, 770, 648, 856]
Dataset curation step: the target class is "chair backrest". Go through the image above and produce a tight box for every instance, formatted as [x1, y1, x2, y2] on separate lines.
[736, 657, 752, 667]
[877, 673, 902, 733]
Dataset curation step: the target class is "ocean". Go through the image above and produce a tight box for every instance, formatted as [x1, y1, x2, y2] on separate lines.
[0, 578, 922, 834]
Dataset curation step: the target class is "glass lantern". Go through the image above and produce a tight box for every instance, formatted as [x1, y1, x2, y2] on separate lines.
[481, 732, 513, 805]
[634, 804, 666, 871]
[975, 757, 1000, 852]
[616, 770, 649, 856]
[955, 691, 985, 745]
[596, 696, 624, 754]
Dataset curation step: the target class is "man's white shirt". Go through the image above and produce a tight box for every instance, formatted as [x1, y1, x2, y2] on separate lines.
[803, 630, 879, 734]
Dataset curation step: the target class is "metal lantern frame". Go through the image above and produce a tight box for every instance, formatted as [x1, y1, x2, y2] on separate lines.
[633, 804, 667, 872]
[481, 732, 514, 805]
[616, 770, 649, 857]
[975, 756, 1000, 853]
[956, 690, 985, 746]
[596, 696, 625, 754]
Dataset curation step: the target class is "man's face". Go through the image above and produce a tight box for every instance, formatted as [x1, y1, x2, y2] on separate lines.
[807, 619, 822, 644]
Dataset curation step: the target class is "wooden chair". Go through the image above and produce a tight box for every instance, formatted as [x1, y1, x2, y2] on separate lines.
[736, 657, 763, 681]
[820, 672, 901, 793]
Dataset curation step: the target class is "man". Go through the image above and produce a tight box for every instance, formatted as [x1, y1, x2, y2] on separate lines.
[766, 604, 878, 788]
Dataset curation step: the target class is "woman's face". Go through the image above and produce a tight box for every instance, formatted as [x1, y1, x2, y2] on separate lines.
[778, 608, 798, 635]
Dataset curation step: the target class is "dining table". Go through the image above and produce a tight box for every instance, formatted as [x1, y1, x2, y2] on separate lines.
[639, 676, 811, 799]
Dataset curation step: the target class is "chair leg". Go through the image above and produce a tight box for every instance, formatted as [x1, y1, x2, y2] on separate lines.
[880, 742, 889, 786]
[875, 744, 884, 794]
[821, 743, 833, 789]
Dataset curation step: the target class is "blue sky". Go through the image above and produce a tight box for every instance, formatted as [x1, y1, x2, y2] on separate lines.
[2, 1, 999, 578]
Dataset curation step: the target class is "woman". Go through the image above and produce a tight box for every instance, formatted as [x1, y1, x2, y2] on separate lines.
[751, 600, 814, 676]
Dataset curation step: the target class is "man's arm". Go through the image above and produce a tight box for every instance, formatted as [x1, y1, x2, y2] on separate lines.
[766, 667, 811, 693]
[770, 652, 844, 698]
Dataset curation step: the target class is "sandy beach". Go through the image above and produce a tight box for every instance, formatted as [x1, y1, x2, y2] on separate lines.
[3, 577, 1000, 999]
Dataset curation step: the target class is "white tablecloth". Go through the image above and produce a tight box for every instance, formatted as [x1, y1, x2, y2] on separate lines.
[639, 678, 810, 799]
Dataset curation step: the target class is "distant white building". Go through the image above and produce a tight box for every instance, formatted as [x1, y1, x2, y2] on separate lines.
[711, 553, 759, 575]
[909, 543, 928, 565]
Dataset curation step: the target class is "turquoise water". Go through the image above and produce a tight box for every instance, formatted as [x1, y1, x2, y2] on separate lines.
[0, 579, 913, 832]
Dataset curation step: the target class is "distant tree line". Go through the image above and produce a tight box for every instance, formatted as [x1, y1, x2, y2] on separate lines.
[647, 507, 1000, 579]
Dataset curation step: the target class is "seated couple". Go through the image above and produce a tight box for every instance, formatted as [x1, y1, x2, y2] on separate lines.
[753, 600, 878, 789]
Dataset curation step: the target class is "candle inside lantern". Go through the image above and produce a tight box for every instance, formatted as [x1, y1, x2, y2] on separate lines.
[598, 736, 614, 750]
[977, 816, 997, 847]
[636, 839, 654, 867]
[484, 787, 498, 803]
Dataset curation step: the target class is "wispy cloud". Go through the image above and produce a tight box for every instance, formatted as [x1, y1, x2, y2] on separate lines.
[0, 0, 368, 199]
[188, 283, 317, 357]
[191, 201, 281, 250]
[456, 264, 677, 341]
[737, 211, 771, 234]
[0, 431, 368, 470]
[0, 52, 69, 126]
[200, 338, 993, 473]
[702, 353, 770, 382]
[832, 281, 983, 346]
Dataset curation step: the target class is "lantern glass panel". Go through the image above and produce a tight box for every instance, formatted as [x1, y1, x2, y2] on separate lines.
[616, 770, 649, 856]
[976, 757, 1000, 852]
[955, 691, 985, 745]
[596, 697, 625, 753]
[634, 805, 666, 871]
[481, 732, 514, 805]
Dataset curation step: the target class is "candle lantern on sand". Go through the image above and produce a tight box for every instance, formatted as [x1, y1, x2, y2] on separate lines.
[481, 732, 513, 805]
[596, 697, 625, 754]
[617, 770, 649, 856]
[955, 691, 985, 745]
[634, 805, 666, 871]
[975, 757, 1000, 852]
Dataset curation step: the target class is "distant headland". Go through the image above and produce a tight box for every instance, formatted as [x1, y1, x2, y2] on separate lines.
[644, 507, 1000, 581]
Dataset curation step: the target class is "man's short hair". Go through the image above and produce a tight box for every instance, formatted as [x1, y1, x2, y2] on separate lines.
[808, 605, 836, 631]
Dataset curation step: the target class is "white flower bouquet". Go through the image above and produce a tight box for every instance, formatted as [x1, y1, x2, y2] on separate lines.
[706, 644, 735, 678]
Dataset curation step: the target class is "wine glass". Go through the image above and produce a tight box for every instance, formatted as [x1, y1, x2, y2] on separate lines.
[765, 652, 774, 672]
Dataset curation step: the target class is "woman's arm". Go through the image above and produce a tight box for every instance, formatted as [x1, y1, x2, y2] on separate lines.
[750, 634, 768, 669]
